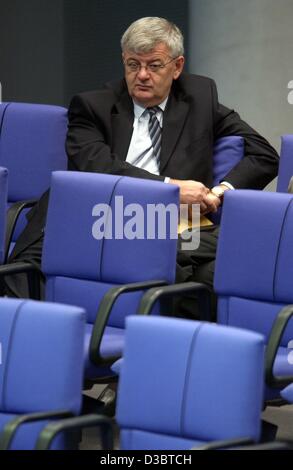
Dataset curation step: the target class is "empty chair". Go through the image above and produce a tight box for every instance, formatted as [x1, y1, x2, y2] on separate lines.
[134, 190, 293, 402]
[35, 315, 265, 450]
[0, 298, 85, 450]
[214, 190, 293, 399]
[0, 102, 67, 259]
[0, 171, 179, 382]
[276, 135, 293, 193]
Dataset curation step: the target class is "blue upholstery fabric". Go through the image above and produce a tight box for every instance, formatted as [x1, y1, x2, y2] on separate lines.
[121, 429, 202, 451]
[215, 190, 293, 397]
[0, 102, 67, 250]
[213, 136, 244, 186]
[276, 135, 293, 192]
[0, 298, 85, 449]
[116, 316, 264, 450]
[0, 103, 67, 201]
[0, 167, 8, 263]
[42, 171, 179, 378]
[211, 136, 244, 224]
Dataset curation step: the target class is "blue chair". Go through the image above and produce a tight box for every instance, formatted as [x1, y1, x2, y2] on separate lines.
[135, 190, 293, 403]
[0, 102, 67, 260]
[35, 316, 265, 450]
[213, 136, 244, 186]
[0, 171, 179, 383]
[0, 298, 85, 450]
[276, 135, 293, 192]
[214, 190, 293, 399]
[211, 136, 244, 224]
[44, 171, 178, 381]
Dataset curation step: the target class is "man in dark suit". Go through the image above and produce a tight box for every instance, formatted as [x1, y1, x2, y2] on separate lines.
[3, 17, 279, 315]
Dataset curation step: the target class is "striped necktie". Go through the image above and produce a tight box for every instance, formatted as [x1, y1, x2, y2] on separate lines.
[147, 106, 162, 162]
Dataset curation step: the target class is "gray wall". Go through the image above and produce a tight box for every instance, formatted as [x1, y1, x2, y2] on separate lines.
[188, 0, 293, 155]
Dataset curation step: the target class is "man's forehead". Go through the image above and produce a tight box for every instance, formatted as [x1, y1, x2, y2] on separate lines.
[123, 44, 171, 60]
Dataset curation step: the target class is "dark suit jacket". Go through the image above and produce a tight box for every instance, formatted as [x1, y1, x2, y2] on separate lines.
[10, 73, 279, 260]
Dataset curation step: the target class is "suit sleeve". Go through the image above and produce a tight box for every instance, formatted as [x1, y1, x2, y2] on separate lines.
[66, 94, 164, 181]
[211, 80, 279, 189]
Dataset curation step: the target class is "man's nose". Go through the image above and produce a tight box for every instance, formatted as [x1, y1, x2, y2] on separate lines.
[137, 66, 150, 80]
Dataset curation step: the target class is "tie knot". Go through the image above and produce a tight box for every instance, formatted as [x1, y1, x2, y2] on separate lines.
[147, 106, 160, 117]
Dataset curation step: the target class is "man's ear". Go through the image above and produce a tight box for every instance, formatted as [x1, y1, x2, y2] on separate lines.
[173, 56, 185, 80]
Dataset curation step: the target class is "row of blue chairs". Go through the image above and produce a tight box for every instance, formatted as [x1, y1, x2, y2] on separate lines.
[0, 102, 293, 449]
[0, 175, 292, 450]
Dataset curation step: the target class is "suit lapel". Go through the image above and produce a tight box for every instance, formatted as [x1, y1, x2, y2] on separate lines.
[160, 92, 190, 173]
[111, 90, 134, 161]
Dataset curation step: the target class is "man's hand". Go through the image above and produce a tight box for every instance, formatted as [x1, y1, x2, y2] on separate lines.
[169, 178, 222, 214]
[169, 178, 209, 204]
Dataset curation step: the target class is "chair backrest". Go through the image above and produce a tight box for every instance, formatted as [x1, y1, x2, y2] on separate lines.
[213, 136, 244, 186]
[0, 102, 68, 245]
[42, 171, 179, 328]
[276, 135, 293, 192]
[116, 316, 264, 450]
[215, 190, 293, 397]
[211, 136, 244, 223]
[0, 298, 85, 450]
[0, 102, 68, 202]
[0, 167, 8, 263]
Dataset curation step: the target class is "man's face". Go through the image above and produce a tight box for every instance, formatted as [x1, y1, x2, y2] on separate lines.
[123, 43, 184, 107]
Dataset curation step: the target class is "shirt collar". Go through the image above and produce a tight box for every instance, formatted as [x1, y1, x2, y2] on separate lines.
[133, 96, 168, 120]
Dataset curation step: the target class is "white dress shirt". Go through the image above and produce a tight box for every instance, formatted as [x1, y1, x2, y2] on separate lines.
[126, 97, 233, 189]
[126, 98, 168, 179]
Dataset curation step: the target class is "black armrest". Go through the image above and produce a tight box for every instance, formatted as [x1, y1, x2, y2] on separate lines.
[35, 414, 113, 450]
[193, 437, 255, 450]
[5, 199, 37, 262]
[138, 281, 211, 321]
[0, 261, 41, 299]
[0, 409, 73, 450]
[89, 279, 168, 367]
[265, 304, 293, 387]
[229, 440, 293, 450]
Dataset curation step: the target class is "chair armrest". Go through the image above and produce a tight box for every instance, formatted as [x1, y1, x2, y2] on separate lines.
[265, 304, 293, 387]
[0, 261, 41, 299]
[138, 281, 212, 321]
[35, 414, 113, 450]
[0, 409, 73, 450]
[5, 199, 38, 262]
[229, 440, 293, 450]
[89, 279, 168, 367]
[193, 437, 255, 450]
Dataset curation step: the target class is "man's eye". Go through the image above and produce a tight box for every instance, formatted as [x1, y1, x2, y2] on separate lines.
[148, 63, 162, 72]
[128, 62, 139, 70]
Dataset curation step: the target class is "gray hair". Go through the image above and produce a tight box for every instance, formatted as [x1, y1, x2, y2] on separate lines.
[121, 17, 184, 57]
